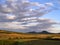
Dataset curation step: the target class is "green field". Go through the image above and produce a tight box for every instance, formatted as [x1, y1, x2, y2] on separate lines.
[19, 39, 60, 45]
[0, 39, 60, 45]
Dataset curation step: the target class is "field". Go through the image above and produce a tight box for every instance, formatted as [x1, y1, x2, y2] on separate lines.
[0, 30, 60, 45]
[0, 39, 60, 45]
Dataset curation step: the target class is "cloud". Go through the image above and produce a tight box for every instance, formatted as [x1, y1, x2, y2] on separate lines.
[6, 14, 16, 20]
[45, 3, 54, 7]
[0, 13, 16, 22]
[20, 18, 58, 32]
[0, 0, 54, 22]
[0, 0, 59, 33]
[0, 17, 58, 32]
[0, 22, 27, 30]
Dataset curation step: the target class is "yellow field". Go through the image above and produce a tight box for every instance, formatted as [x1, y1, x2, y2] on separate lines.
[0, 30, 60, 41]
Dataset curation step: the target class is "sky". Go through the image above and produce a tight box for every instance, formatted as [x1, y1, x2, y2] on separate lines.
[30, 0, 60, 21]
[30, 0, 60, 33]
[0, 0, 60, 33]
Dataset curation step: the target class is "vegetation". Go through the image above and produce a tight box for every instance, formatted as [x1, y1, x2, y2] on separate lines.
[0, 30, 60, 45]
[0, 39, 60, 45]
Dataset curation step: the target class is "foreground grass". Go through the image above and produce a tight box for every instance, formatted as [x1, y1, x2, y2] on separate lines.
[21, 39, 60, 45]
[0, 39, 60, 45]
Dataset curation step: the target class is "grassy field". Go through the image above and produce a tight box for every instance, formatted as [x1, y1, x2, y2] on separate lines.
[0, 39, 60, 45]
[19, 39, 60, 45]
[0, 30, 60, 45]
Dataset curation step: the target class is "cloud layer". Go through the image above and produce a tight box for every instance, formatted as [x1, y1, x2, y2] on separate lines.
[0, 0, 60, 33]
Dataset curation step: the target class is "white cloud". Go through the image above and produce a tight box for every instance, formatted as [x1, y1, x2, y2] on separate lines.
[45, 3, 54, 7]
[0, 22, 27, 29]
[0, 18, 58, 32]
[0, 0, 59, 33]
[6, 14, 16, 20]
[31, 2, 41, 6]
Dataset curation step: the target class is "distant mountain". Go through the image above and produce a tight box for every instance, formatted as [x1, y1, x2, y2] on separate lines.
[28, 31, 37, 34]
[28, 31, 51, 34]
[39, 31, 51, 34]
